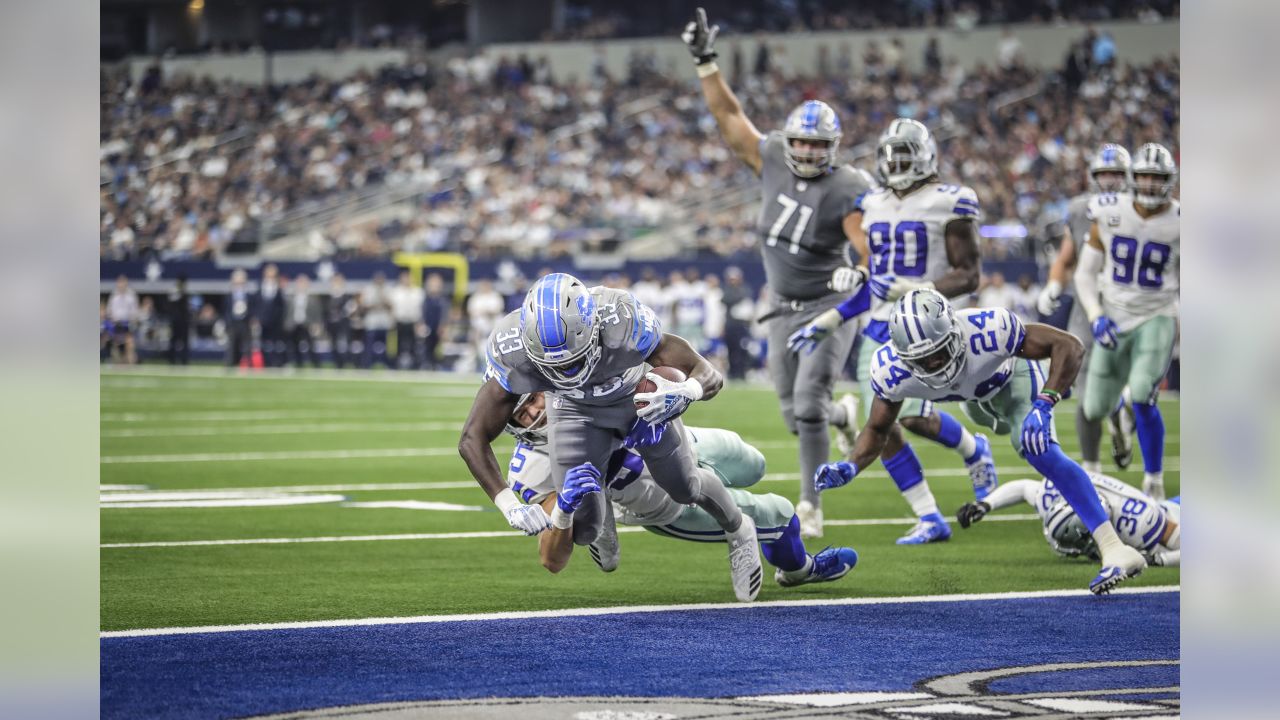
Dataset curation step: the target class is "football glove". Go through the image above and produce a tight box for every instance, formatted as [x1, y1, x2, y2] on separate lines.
[557, 462, 603, 514]
[868, 273, 895, 300]
[828, 266, 868, 294]
[786, 308, 843, 355]
[634, 372, 703, 424]
[885, 277, 935, 302]
[1020, 398, 1056, 456]
[956, 501, 992, 529]
[1036, 280, 1063, 316]
[814, 461, 858, 492]
[623, 417, 666, 449]
[680, 7, 720, 65]
[1091, 316, 1119, 350]
[504, 504, 551, 536]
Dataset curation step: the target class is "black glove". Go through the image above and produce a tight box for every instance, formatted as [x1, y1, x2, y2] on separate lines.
[680, 7, 720, 65]
[956, 501, 991, 529]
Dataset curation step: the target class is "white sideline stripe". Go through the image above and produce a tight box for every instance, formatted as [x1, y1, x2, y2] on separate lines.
[760, 457, 1180, 483]
[101, 366, 484, 386]
[100, 585, 1179, 638]
[100, 513, 1043, 549]
[101, 422, 460, 438]
[107, 481, 482, 493]
[100, 448, 459, 464]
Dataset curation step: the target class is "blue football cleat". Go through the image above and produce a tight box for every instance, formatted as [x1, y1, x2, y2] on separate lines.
[775, 546, 859, 587]
[897, 513, 952, 545]
[966, 434, 999, 501]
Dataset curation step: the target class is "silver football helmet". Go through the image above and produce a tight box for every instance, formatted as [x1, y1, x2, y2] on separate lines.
[503, 393, 548, 446]
[889, 289, 965, 389]
[1130, 143, 1178, 209]
[876, 118, 938, 191]
[520, 273, 602, 390]
[1087, 143, 1133, 193]
[1043, 501, 1101, 560]
[781, 100, 842, 178]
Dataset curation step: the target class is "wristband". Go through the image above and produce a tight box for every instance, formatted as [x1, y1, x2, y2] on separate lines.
[494, 487, 520, 514]
[685, 378, 705, 401]
[550, 504, 573, 529]
[1037, 389, 1062, 406]
[695, 61, 720, 78]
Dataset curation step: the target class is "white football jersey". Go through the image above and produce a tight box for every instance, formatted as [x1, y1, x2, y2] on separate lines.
[1087, 192, 1180, 332]
[869, 307, 1030, 404]
[1032, 474, 1173, 552]
[860, 181, 981, 321]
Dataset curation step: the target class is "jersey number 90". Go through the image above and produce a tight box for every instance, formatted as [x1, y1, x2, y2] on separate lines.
[868, 221, 928, 277]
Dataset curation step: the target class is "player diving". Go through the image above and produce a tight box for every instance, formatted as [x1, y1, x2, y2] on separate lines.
[684, 7, 875, 538]
[503, 391, 860, 587]
[458, 272, 766, 601]
[812, 289, 1149, 594]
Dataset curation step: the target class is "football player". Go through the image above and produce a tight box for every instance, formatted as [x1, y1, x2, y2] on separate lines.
[683, 7, 875, 538]
[956, 474, 1180, 568]
[1073, 143, 1180, 501]
[504, 392, 860, 587]
[459, 273, 766, 602]
[1037, 143, 1138, 473]
[813, 289, 1148, 594]
[789, 119, 990, 546]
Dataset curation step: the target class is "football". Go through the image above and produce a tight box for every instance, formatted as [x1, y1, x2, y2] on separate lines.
[634, 366, 688, 408]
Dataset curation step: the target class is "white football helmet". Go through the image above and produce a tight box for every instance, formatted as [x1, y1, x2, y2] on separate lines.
[1043, 501, 1101, 560]
[781, 100, 842, 178]
[520, 273, 602, 390]
[504, 393, 548, 446]
[1087, 143, 1133, 193]
[889, 289, 965, 389]
[876, 118, 938, 191]
[1131, 143, 1178, 209]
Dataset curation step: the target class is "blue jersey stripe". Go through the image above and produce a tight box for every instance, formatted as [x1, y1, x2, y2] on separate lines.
[953, 207, 978, 216]
[955, 197, 979, 207]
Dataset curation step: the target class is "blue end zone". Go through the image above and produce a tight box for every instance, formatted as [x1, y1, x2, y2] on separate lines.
[102, 592, 1179, 719]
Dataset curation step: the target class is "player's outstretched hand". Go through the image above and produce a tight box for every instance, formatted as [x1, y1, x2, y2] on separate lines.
[1091, 316, 1119, 349]
[1036, 280, 1062, 317]
[828, 266, 868, 294]
[558, 462, 603, 514]
[1020, 398, 1056, 456]
[787, 308, 843, 355]
[504, 504, 552, 536]
[814, 461, 858, 492]
[623, 417, 667, 449]
[634, 372, 702, 424]
[956, 501, 991, 528]
[681, 7, 719, 64]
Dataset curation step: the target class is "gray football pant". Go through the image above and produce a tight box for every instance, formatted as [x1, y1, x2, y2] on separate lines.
[546, 395, 744, 544]
[766, 299, 859, 509]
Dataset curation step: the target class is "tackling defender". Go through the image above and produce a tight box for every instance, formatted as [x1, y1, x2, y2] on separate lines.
[458, 272, 765, 601]
[683, 8, 875, 538]
[813, 289, 1148, 594]
[789, 119, 992, 545]
[957, 474, 1181, 568]
[1037, 143, 1138, 473]
[504, 392, 860, 587]
[1073, 143, 1180, 501]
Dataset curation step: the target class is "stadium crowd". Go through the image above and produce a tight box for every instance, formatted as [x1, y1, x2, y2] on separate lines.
[101, 25, 1177, 265]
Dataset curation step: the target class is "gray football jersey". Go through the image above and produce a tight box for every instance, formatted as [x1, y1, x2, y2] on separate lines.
[757, 131, 876, 300]
[1066, 193, 1093, 249]
[484, 287, 663, 407]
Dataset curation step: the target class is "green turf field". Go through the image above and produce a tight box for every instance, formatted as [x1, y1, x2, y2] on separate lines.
[100, 368, 1179, 632]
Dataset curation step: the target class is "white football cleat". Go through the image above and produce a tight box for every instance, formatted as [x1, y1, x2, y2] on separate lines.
[833, 393, 860, 456]
[588, 506, 620, 573]
[726, 515, 763, 602]
[796, 500, 824, 539]
[1091, 545, 1147, 595]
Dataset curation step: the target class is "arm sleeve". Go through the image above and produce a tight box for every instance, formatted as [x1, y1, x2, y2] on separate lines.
[1073, 243, 1106, 322]
[981, 479, 1043, 511]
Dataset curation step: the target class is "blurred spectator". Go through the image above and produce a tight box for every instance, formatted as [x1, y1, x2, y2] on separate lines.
[325, 273, 359, 369]
[977, 271, 1014, 312]
[466, 280, 506, 371]
[106, 275, 139, 365]
[361, 272, 394, 369]
[721, 266, 754, 380]
[166, 275, 191, 365]
[390, 271, 425, 370]
[286, 274, 323, 368]
[255, 264, 287, 367]
[224, 269, 254, 367]
[422, 274, 452, 371]
[997, 27, 1023, 69]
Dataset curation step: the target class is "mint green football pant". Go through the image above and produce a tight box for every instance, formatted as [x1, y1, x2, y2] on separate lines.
[642, 427, 796, 542]
[959, 358, 1051, 457]
[1082, 315, 1177, 420]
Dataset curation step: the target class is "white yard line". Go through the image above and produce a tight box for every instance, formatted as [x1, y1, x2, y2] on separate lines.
[100, 585, 1179, 638]
[101, 422, 460, 438]
[100, 447, 460, 464]
[100, 513, 1042, 549]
